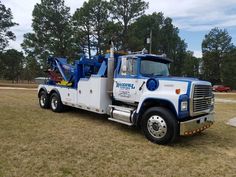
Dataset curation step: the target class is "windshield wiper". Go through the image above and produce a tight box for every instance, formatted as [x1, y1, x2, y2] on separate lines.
[153, 74, 164, 77]
[142, 74, 164, 77]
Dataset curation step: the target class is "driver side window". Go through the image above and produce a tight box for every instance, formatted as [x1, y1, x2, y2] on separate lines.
[120, 57, 137, 76]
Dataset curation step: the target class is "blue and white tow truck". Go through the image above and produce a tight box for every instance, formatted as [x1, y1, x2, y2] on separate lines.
[38, 45, 214, 144]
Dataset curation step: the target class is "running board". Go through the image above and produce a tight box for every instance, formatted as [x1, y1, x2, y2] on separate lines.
[108, 118, 133, 126]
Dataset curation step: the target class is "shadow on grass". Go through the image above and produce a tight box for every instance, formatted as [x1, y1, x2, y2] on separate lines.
[64, 107, 142, 135]
[48, 107, 235, 147]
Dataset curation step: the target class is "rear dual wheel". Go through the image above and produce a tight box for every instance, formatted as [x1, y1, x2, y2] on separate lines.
[50, 93, 64, 112]
[39, 90, 50, 109]
[38, 90, 64, 112]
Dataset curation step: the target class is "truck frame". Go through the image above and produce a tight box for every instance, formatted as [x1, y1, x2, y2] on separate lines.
[38, 46, 214, 144]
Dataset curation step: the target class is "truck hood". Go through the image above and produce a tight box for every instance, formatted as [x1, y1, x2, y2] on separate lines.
[155, 76, 199, 83]
[155, 76, 211, 88]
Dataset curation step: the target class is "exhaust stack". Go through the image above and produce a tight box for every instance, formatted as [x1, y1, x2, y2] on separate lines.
[107, 41, 115, 94]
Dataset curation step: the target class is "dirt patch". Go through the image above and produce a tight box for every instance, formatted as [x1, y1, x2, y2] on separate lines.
[226, 117, 236, 127]
[0, 82, 37, 88]
[215, 98, 236, 103]
[0, 87, 37, 91]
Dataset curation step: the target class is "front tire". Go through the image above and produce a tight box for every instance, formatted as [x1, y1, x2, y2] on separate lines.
[141, 107, 178, 144]
[50, 93, 64, 112]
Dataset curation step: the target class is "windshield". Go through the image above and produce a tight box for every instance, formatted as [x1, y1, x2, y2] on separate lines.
[140, 59, 169, 77]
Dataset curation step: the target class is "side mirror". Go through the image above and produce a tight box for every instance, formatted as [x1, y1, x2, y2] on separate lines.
[168, 63, 171, 69]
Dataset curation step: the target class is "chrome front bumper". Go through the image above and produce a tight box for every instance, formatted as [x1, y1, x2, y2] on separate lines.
[180, 112, 214, 136]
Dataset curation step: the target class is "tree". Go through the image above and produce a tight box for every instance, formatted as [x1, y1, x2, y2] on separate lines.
[89, 0, 109, 54]
[182, 51, 200, 77]
[73, 0, 110, 56]
[1, 49, 24, 83]
[128, 12, 164, 51]
[202, 28, 234, 84]
[22, 0, 76, 67]
[221, 49, 236, 89]
[170, 37, 187, 76]
[0, 52, 4, 78]
[22, 56, 42, 82]
[102, 21, 123, 51]
[128, 12, 187, 75]
[110, 0, 148, 49]
[0, 1, 18, 51]
[73, 2, 93, 57]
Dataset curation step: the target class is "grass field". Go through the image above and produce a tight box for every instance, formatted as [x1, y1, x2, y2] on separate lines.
[0, 89, 236, 177]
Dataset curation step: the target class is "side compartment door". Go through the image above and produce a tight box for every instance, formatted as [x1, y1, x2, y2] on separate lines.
[66, 88, 76, 105]
[60, 87, 76, 105]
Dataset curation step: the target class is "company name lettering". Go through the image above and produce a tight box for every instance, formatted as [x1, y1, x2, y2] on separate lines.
[116, 82, 135, 89]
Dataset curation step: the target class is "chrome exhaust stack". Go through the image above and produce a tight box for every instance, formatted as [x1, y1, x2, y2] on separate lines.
[107, 41, 115, 94]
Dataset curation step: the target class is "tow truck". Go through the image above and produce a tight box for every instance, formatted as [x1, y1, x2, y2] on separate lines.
[38, 44, 214, 144]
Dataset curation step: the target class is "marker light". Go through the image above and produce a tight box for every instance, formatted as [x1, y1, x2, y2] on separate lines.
[176, 89, 181, 94]
[211, 97, 215, 105]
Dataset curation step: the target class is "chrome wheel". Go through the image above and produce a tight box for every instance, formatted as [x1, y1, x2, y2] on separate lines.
[147, 115, 167, 139]
[39, 91, 50, 109]
[40, 95, 46, 107]
[51, 97, 58, 110]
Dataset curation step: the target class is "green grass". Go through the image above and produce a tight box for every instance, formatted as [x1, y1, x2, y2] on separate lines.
[0, 90, 236, 177]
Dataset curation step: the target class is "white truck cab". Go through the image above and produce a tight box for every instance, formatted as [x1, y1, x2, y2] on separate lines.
[38, 49, 214, 144]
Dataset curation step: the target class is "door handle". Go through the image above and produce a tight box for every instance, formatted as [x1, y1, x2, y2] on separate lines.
[139, 81, 146, 91]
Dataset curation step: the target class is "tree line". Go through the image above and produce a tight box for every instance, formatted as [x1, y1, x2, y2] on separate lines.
[0, 0, 235, 88]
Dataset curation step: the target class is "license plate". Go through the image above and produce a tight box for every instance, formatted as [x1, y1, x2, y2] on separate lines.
[199, 117, 206, 124]
[199, 114, 214, 124]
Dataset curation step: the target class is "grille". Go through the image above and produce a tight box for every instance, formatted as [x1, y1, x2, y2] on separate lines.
[193, 85, 213, 113]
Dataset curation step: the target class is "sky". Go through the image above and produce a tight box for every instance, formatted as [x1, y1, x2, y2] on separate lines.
[2, 0, 236, 58]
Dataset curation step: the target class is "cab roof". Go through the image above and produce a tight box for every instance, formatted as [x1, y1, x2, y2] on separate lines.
[122, 54, 173, 64]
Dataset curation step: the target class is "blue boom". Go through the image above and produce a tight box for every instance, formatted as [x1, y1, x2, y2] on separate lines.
[46, 55, 107, 88]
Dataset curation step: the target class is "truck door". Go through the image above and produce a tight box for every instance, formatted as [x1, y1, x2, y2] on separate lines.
[113, 57, 139, 103]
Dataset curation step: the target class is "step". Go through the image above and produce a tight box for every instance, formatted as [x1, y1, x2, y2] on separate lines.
[108, 117, 133, 126]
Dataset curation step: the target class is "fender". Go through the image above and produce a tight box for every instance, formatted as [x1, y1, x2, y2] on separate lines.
[136, 97, 177, 115]
[134, 97, 178, 126]
[38, 86, 48, 98]
[49, 88, 61, 99]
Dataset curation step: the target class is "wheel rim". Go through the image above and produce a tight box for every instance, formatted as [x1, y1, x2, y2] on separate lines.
[40, 95, 46, 106]
[51, 97, 58, 110]
[147, 115, 167, 139]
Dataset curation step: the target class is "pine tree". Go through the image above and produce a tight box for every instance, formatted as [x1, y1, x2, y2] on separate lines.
[0, 1, 18, 51]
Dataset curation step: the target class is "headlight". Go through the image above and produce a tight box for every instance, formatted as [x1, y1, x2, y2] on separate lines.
[181, 101, 188, 111]
[211, 97, 215, 105]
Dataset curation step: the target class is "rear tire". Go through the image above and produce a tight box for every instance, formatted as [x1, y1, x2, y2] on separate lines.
[39, 90, 50, 109]
[50, 93, 64, 112]
[141, 107, 178, 144]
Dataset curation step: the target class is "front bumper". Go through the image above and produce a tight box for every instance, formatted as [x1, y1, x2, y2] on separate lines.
[180, 112, 214, 136]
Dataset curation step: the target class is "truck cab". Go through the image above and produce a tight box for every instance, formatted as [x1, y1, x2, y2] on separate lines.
[113, 54, 171, 103]
[38, 50, 214, 144]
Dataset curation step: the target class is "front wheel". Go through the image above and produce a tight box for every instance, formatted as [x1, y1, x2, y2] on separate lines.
[141, 107, 178, 144]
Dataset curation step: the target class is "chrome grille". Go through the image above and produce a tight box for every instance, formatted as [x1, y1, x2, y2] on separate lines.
[192, 85, 213, 113]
